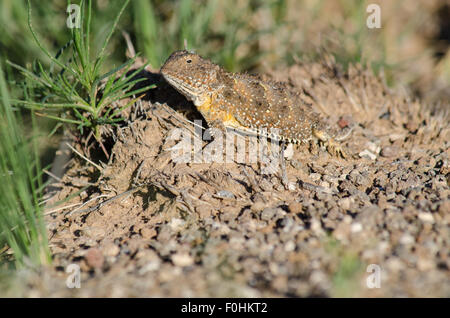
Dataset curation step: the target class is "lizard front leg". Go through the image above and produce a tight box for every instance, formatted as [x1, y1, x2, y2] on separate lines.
[312, 127, 347, 159]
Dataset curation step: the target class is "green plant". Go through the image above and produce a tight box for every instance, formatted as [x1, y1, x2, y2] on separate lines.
[0, 62, 50, 268]
[325, 237, 363, 297]
[131, 0, 284, 72]
[8, 0, 153, 142]
[132, 0, 220, 68]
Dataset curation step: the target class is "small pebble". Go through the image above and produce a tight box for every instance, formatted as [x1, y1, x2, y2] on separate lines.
[216, 190, 235, 199]
[399, 234, 415, 245]
[261, 208, 277, 221]
[389, 134, 405, 142]
[351, 222, 363, 233]
[103, 242, 120, 257]
[284, 143, 294, 159]
[418, 212, 434, 224]
[359, 149, 377, 160]
[250, 201, 266, 212]
[85, 248, 104, 269]
[381, 146, 399, 157]
[288, 202, 303, 214]
[338, 197, 354, 211]
[172, 253, 194, 267]
[140, 227, 157, 239]
[169, 218, 185, 231]
[338, 116, 351, 129]
[366, 141, 381, 154]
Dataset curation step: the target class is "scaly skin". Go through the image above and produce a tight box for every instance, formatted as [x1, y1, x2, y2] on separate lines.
[160, 50, 346, 158]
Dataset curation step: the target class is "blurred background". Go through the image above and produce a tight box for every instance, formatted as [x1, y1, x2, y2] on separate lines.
[1, 0, 449, 97]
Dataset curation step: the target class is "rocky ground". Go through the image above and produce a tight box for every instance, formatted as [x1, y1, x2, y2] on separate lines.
[13, 57, 449, 297]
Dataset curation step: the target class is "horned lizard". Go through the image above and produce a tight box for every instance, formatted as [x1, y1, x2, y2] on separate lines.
[160, 50, 347, 158]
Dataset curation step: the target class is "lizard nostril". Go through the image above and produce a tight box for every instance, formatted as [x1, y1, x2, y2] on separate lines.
[186, 59, 192, 64]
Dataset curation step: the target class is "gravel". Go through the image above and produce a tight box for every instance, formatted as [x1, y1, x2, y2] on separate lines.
[16, 59, 449, 297]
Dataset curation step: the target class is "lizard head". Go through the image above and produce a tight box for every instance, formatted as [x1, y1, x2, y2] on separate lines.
[160, 50, 220, 106]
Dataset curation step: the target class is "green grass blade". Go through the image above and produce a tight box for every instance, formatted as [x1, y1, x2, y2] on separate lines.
[0, 62, 50, 267]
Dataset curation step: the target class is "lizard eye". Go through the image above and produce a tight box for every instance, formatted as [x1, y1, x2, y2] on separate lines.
[186, 59, 192, 64]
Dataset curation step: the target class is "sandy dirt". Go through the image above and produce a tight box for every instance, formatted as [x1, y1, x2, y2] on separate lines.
[16, 57, 449, 297]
